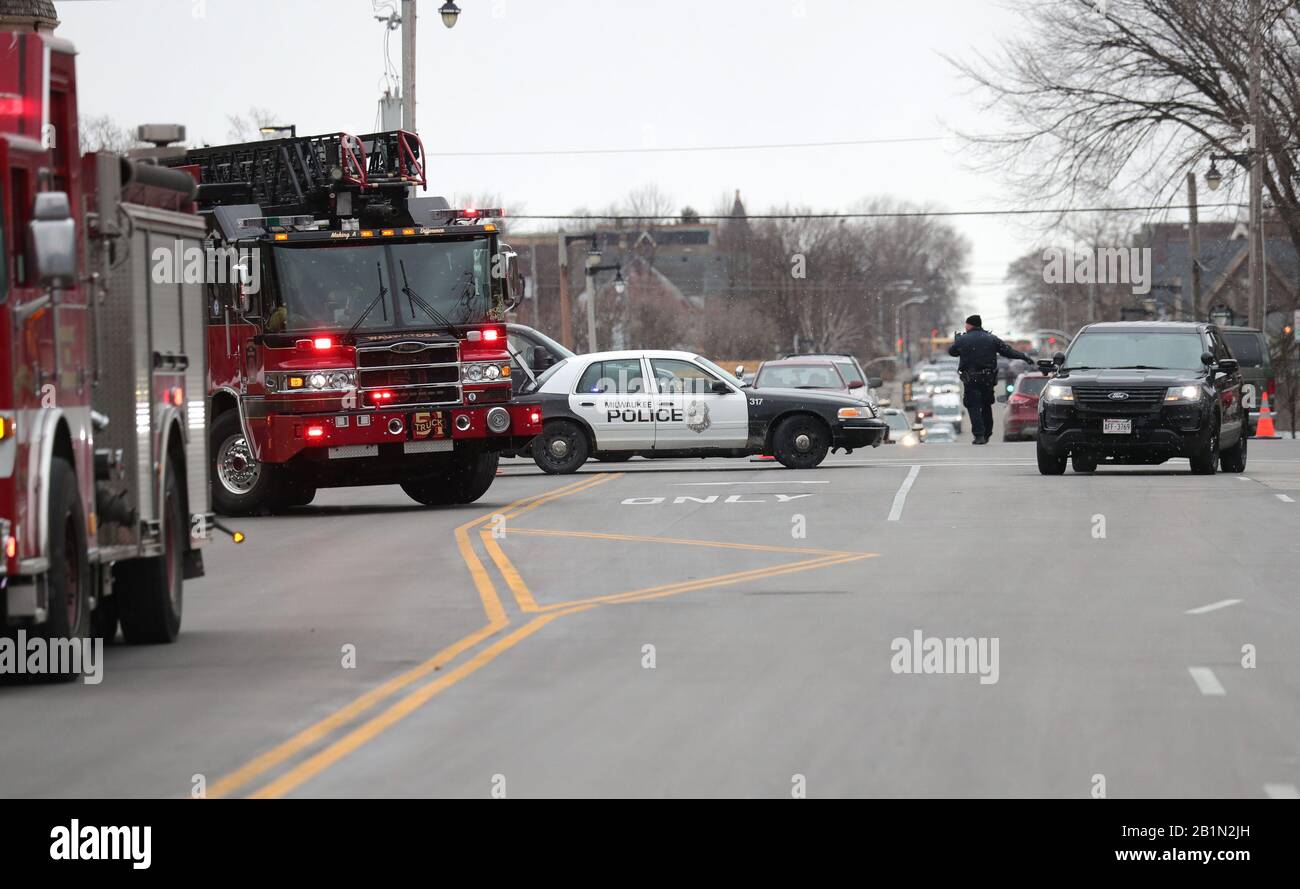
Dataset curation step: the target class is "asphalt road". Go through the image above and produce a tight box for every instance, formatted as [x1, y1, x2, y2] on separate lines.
[4, 404, 1299, 799]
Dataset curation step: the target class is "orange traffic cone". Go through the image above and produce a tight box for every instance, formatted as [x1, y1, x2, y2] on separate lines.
[1254, 391, 1280, 439]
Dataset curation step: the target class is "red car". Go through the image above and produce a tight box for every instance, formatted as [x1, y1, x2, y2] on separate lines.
[1000, 372, 1047, 441]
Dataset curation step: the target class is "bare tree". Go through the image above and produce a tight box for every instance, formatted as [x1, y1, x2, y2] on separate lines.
[226, 107, 282, 143]
[79, 114, 141, 154]
[954, 0, 1300, 307]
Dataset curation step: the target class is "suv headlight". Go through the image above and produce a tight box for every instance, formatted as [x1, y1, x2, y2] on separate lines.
[1041, 383, 1073, 404]
[1164, 385, 1201, 403]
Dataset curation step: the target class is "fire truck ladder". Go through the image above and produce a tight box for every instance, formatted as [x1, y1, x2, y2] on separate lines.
[180, 129, 427, 217]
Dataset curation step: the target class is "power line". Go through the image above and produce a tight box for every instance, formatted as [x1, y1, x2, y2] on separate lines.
[509, 203, 1244, 222]
[426, 135, 951, 158]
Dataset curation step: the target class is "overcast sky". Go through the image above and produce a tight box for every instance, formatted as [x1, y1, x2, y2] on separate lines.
[56, 0, 1204, 337]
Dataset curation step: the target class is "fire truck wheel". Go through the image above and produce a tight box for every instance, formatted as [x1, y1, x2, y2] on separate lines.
[772, 414, 830, 469]
[117, 461, 184, 644]
[43, 458, 91, 679]
[531, 420, 589, 474]
[211, 410, 278, 516]
[271, 475, 317, 511]
[401, 450, 500, 505]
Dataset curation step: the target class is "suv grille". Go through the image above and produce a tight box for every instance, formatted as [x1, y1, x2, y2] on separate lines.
[1073, 386, 1166, 412]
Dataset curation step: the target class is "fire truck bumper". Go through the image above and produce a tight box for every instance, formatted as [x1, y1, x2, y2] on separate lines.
[248, 403, 543, 465]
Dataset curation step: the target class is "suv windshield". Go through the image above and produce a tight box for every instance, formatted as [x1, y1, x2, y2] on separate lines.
[264, 237, 492, 333]
[756, 363, 844, 389]
[1065, 332, 1205, 370]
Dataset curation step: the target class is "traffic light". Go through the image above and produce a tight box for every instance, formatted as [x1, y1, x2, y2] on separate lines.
[930, 328, 939, 338]
[1047, 336, 1057, 346]
[896, 337, 904, 353]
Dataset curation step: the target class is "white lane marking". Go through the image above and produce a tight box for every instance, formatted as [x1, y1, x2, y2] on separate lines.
[1188, 667, 1226, 696]
[1264, 783, 1300, 799]
[887, 465, 921, 522]
[1185, 598, 1243, 615]
[1235, 476, 1253, 481]
[673, 480, 830, 486]
[1277, 494, 1296, 503]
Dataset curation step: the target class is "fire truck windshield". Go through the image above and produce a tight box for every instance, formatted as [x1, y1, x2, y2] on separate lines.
[264, 237, 493, 334]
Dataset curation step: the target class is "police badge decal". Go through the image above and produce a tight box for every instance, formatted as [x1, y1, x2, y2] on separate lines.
[686, 401, 711, 433]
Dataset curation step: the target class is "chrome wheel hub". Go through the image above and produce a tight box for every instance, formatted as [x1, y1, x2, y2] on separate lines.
[217, 434, 261, 495]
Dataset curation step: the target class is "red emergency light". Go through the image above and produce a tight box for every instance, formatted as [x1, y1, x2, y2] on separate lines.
[453, 208, 503, 220]
[296, 336, 335, 351]
[369, 390, 395, 405]
[306, 425, 325, 439]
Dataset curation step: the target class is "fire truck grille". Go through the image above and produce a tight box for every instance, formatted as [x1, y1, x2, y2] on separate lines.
[357, 342, 459, 368]
[359, 365, 460, 389]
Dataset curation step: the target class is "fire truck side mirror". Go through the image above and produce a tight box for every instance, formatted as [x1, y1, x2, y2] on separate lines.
[499, 246, 524, 310]
[30, 192, 77, 287]
[233, 261, 254, 314]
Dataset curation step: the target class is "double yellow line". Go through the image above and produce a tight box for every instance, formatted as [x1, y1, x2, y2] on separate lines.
[209, 470, 874, 798]
[207, 473, 615, 799]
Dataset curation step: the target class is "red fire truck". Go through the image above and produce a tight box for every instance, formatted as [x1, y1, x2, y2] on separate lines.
[164, 130, 540, 515]
[1, 2, 212, 652]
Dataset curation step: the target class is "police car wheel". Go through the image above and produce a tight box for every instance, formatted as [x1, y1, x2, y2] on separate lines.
[772, 415, 830, 469]
[1188, 425, 1219, 475]
[1071, 454, 1097, 473]
[1036, 438, 1067, 475]
[532, 421, 589, 474]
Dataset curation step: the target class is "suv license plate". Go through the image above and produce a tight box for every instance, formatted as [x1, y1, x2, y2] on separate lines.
[1103, 419, 1132, 434]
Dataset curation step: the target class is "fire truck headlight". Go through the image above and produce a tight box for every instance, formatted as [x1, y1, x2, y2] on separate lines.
[309, 373, 328, 390]
[465, 364, 484, 382]
[329, 372, 352, 390]
[483, 364, 500, 381]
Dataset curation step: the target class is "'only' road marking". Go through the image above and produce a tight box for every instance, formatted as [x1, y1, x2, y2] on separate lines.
[1188, 666, 1226, 696]
[887, 465, 921, 522]
[1185, 599, 1243, 615]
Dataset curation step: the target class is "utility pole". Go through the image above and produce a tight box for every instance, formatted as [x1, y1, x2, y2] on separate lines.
[1248, 0, 1263, 327]
[401, 0, 417, 133]
[556, 234, 573, 349]
[1186, 171, 1202, 321]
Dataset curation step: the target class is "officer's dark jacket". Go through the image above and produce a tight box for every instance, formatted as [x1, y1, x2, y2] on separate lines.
[947, 328, 1031, 375]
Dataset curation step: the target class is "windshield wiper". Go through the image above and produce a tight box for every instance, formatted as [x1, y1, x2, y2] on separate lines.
[399, 260, 463, 337]
[1111, 365, 1168, 370]
[347, 262, 390, 338]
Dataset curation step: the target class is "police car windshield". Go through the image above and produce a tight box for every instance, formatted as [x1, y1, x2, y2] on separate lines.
[1064, 332, 1205, 370]
[693, 356, 746, 388]
[526, 358, 569, 392]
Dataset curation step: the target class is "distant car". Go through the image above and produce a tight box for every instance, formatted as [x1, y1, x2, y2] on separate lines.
[525, 349, 887, 473]
[755, 357, 883, 407]
[999, 372, 1047, 441]
[930, 391, 963, 434]
[1219, 326, 1272, 433]
[924, 423, 957, 443]
[881, 408, 921, 445]
[783, 353, 877, 397]
[506, 322, 575, 396]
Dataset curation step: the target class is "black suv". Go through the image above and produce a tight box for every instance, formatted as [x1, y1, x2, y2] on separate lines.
[1035, 322, 1247, 475]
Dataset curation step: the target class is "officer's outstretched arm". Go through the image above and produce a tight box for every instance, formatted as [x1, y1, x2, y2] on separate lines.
[947, 339, 961, 357]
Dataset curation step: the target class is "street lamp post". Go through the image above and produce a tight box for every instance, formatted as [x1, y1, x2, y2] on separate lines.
[894, 295, 928, 367]
[584, 260, 625, 353]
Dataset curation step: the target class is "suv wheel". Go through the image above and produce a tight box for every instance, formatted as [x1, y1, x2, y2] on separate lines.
[1036, 438, 1067, 475]
[1219, 428, 1248, 473]
[1189, 426, 1219, 475]
[1071, 454, 1097, 473]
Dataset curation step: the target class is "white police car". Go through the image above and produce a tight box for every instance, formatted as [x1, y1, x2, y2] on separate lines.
[522, 350, 887, 473]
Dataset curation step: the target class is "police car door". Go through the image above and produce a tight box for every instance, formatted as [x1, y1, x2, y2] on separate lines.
[570, 356, 655, 450]
[649, 357, 748, 449]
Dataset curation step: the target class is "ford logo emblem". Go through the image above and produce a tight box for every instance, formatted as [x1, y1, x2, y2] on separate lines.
[1108, 391, 1129, 401]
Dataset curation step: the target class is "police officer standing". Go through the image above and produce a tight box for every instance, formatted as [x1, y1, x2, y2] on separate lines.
[947, 315, 1034, 445]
